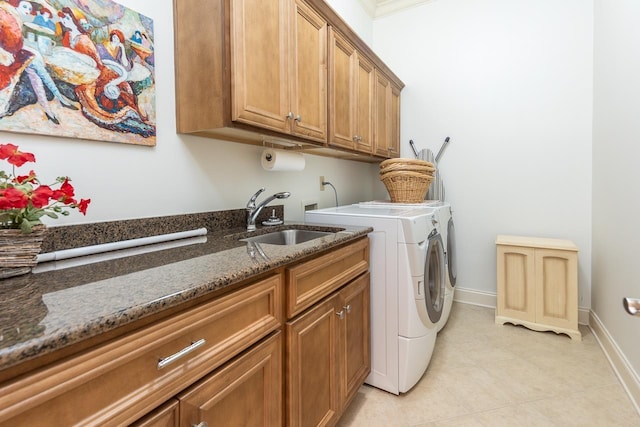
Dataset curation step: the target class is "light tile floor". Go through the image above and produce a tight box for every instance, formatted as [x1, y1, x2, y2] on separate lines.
[338, 302, 640, 427]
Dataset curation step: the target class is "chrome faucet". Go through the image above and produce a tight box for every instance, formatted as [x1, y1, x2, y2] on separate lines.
[246, 188, 291, 231]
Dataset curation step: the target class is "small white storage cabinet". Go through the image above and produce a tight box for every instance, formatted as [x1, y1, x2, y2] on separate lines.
[495, 235, 581, 341]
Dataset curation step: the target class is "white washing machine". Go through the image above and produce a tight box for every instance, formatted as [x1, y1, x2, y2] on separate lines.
[305, 202, 446, 394]
[434, 204, 457, 332]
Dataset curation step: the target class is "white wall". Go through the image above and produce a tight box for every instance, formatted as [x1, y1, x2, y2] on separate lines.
[592, 0, 640, 386]
[326, 0, 374, 44]
[3, 0, 377, 226]
[371, 0, 594, 308]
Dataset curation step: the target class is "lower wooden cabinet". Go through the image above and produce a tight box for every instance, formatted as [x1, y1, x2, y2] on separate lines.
[0, 239, 370, 427]
[286, 273, 370, 427]
[178, 332, 282, 427]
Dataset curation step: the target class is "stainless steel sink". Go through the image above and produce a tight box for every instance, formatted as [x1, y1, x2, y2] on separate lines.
[240, 229, 333, 245]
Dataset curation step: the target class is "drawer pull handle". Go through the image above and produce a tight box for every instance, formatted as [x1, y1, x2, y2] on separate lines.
[344, 304, 352, 314]
[158, 338, 206, 369]
[192, 423, 208, 427]
[336, 310, 345, 320]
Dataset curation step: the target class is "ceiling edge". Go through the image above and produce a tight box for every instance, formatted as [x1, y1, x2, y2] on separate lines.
[374, 0, 435, 18]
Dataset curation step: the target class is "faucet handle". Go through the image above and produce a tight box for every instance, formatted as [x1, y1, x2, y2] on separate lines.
[247, 187, 265, 208]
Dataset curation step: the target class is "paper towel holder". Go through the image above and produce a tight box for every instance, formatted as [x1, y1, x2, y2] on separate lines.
[262, 137, 305, 151]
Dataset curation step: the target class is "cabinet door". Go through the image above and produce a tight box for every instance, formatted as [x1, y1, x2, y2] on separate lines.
[178, 332, 282, 427]
[373, 70, 391, 157]
[496, 245, 536, 322]
[388, 81, 401, 157]
[355, 55, 374, 153]
[328, 28, 356, 150]
[286, 296, 340, 427]
[338, 273, 371, 410]
[290, 0, 327, 142]
[534, 249, 578, 330]
[231, 0, 290, 133]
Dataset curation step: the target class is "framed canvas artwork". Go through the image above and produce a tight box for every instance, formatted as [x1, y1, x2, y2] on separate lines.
[0, 0, 156, 146]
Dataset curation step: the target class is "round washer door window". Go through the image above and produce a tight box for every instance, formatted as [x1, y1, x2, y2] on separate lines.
[447, 218, 457, 287]
[424, 233, 446, 324]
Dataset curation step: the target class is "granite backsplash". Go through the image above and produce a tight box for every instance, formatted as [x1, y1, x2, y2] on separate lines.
[41, 206, 284, 253]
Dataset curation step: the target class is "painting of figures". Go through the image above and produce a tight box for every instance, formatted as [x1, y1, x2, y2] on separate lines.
[0, 0, 156, 146]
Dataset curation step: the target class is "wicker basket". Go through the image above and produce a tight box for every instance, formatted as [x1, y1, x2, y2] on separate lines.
[380, 162, 436, 175]
[380, 171, 434, 203]
[380, 158, 435, 169]
[0, 225, 46, 279]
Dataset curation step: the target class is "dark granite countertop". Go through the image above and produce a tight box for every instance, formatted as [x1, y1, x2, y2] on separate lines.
[0, 214, 371, 373]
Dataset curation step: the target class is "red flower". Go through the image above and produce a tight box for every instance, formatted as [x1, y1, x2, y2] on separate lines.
[1, 143, 90, 232]
[0, 187, 28, 209]
[0, 143, 35, 167]
[52, 179, 75, 203]
[15, 170, 37, 184]
[31, 185, 53, 208]
[77, 198, 91, 215]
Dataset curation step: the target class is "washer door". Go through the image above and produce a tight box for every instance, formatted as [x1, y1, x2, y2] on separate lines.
[447, 217, 457, 287]
[424, 232, 446, 324]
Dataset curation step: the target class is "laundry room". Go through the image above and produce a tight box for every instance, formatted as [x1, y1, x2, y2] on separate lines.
[0, 0, 638, 425]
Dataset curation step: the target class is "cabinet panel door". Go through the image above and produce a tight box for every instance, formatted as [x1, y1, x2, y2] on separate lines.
[231, 0, 290, 132]
[286, 297, 340, 427]
[290, 0, 327, 142]
[535, 249, 578, 329]
[497, 245, 536, 322]
[328, 28, 356, 149]
[373, 70, 391, 157]
[338, 273, 371, 410]
[388, 81, 401, 157]
[178, 332, 282, 427]
[355, 55, 374, 153]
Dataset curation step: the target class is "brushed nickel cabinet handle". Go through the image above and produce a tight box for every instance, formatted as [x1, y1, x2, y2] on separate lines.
[336, 310, 345, 320]
[192, 422, 208, 427]
[344, 304, 352, 314]
[286, 112, 294, 119]
[157, 338, 206, 369]
[294, 115, 302, 122]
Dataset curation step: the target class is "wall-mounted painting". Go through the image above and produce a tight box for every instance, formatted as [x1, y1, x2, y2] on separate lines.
[0, 0, 156, 146]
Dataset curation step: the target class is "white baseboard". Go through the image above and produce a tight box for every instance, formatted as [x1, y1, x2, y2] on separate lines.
[589, 311, 640, 415]
[453, 286, 496, 308]
[453, 286, 590, 325]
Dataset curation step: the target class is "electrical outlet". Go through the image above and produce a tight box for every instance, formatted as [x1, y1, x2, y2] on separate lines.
[320, 176, 325, 191]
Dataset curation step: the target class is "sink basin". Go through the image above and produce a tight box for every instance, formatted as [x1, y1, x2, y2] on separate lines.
[241, 229, 333, 245]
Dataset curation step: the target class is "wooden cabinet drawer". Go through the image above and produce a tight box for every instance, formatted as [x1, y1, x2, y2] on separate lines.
[0, 274, 282, 426]
[285, 238, 369, 318]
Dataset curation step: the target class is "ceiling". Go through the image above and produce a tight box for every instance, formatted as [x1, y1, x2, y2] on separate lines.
[359, 0, 434, 18]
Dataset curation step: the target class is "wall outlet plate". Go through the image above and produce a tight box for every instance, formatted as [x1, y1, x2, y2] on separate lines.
[320, 176, 325, 191]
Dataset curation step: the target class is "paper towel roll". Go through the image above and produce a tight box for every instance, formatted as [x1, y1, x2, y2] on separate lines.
[261, 148, 305, 171]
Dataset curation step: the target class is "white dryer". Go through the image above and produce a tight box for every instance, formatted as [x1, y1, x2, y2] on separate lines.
[305, 202, 446, 394]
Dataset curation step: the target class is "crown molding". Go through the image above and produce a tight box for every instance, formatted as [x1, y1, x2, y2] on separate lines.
[357, 0, 378, 18]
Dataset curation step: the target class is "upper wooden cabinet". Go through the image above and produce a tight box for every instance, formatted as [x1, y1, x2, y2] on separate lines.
[174, 0, 404, 161]
[231, 0, 327, 142]
[328, 28, 374, 154]
[373, 69, 401, 158]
